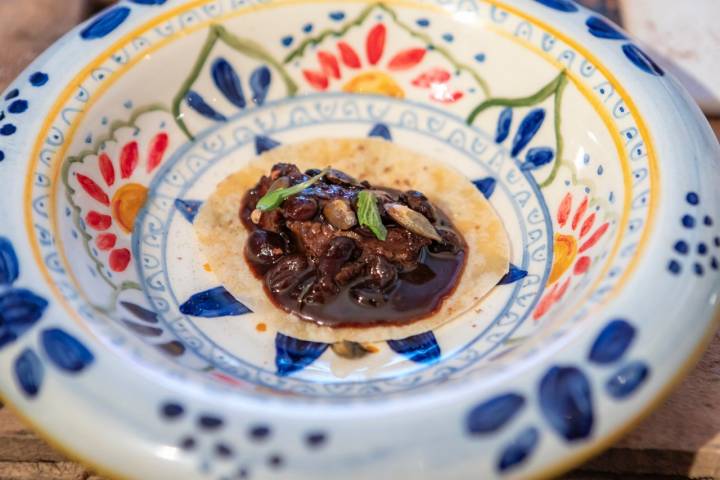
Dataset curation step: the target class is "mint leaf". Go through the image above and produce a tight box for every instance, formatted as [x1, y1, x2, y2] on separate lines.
[256, 168, 329, 212]
[357, 190, 387, 241]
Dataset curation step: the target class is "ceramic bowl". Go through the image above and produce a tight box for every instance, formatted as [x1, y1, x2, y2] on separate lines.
[1, 1, 718, 479]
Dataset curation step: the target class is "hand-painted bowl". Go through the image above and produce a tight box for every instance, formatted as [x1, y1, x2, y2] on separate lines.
[1, 1, 718, 479]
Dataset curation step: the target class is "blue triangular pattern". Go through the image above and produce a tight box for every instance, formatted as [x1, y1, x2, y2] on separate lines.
[473, 177, 497, 199]
[387, 332, 441, 364]
[174, 199, 203, 224]
[275, 333, 328, 376]
[179, 286, 252, 318]
[255, 135, 281, 155]
[368, 123, 392, 141]
[498, 264, 528, 285]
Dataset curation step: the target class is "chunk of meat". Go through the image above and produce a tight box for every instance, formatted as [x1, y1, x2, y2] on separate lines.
[335, 260, 365, 285]
[305, 237, 359, 304]
[359, 227, 430, 265]
[286, 221, 339, 259]
[287, 220, 429, 267]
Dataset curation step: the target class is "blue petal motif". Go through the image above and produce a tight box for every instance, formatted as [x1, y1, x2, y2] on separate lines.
[0, 289, 49, 349]
[511, 109, 545, 157]
[387, 332, 441, 364]
[212, 58, 246, 109]
[498, 264, 528, 285]
[41, 328, 95, 373]
[498, 427, 539, 472]
[121, 301, 159, 323]
[539, 366, 593, 441]
[179, 287, 251, 317]
[8, 100, 28, 114]
[255, 135, 281, 155]
[473, 177, 496, 199]
[495, 107, 512, 143]
[186, 91, 227, 121]
[467, 393, 526, 435]
[275, 333, 328, 376]
[622, 44, 664, 76]
[29, 72, 49, 87]
[606, 361, 650, 399]
[250, 66, 272, 106]
[0, 236, 20, 285]
[586, 16, 626, 40]
[588, 319, 636, 365]
[521, 147, 554, 171]
[80, 7, 131, 40]
[0, 124, 17, 136]
[368, 123, 392, 141]
[174, 199, 203, 224]
[14, 348, 44, 398]
[533, 0, 579, 12]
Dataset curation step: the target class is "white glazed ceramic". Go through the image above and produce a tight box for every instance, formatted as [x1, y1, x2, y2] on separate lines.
[0, 1, 718, 479]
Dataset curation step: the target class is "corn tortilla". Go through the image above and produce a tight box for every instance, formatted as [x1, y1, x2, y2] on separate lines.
[194, 138, 510, 342]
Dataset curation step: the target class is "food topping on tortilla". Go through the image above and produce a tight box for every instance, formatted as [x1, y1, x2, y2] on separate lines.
[240, 163, 468, 329]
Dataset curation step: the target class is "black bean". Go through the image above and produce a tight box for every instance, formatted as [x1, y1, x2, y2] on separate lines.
[429, 229, 463, 254]
[266, 255, 310, 293]
[403, 190, 436, 223]
[366, 255, 397, 289]
[245, 230, 287, 265]
[283, 195, 318, 221]
[325, 168, 360, 187]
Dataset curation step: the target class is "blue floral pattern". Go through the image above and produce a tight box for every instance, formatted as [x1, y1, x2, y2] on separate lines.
[0, 237, 94, 398]
[462, 313, 653, 473]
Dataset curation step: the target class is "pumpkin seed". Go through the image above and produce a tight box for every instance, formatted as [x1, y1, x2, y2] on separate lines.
[325, 169, 361, 187]
[332, 341, 374, 359]
[323, 199, 357, 230]
[268, 176, 290, 193]
[385, 203, 442, 242]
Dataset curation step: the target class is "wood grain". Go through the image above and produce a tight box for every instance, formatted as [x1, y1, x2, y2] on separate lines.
[0, 0, 718, 478]
[0, 0, 85, 89]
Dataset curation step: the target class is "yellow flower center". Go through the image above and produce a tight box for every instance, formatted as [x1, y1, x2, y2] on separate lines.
[112, 183, 149, 234]
[548, 233, 578, 284]
[343, 71, 404, 98]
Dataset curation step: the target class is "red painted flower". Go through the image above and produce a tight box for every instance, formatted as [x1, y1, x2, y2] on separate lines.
[71, 129, 170, 273]
[302, 23, 464, 104]
[533, 193, 610, 320]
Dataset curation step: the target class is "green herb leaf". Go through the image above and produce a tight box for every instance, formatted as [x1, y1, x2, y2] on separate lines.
[357, 190, 387, 241]
[256, 168, 330, 212]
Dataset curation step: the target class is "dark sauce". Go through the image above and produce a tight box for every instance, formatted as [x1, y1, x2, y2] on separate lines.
[240, 163, 467, 329]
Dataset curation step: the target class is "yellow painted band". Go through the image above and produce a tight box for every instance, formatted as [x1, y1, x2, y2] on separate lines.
[487, 22, 635, 327]
[489, 0, 660, 321]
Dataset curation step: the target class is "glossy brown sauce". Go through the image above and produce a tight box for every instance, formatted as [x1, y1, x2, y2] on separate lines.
[240, 164, 467, 329]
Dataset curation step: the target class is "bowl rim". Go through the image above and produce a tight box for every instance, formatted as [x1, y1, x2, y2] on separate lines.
[1, 0, 719, 479]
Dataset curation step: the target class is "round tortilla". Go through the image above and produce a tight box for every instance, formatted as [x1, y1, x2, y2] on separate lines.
[194, 138, 510, 342]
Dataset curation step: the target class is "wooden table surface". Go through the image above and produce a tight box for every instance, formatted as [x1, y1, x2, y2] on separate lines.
[1, 1, 719, 479]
